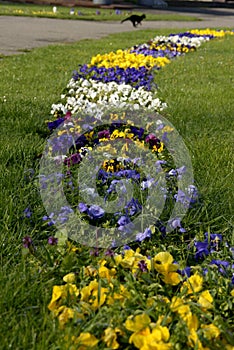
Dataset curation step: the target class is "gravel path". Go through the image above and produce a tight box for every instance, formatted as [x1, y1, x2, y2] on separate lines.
[0, 7, 234, 56]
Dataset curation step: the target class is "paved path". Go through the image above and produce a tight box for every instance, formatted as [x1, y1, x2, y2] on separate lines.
[0, 7, 234, 56]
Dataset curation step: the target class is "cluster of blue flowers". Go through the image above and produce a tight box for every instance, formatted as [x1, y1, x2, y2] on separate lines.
[73, 65, 155, 90]
[43, 206, 74, 226]
[169, 32, 216, 39]
[177, 232, 234, 284]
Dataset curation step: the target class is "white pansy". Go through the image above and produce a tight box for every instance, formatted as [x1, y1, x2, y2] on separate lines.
[51, 77, 166, 119]
[51, 103, 67, 115]
[151, 34, 209, 48]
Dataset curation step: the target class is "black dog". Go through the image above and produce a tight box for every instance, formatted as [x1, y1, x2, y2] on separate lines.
[121, 14, 146, 28]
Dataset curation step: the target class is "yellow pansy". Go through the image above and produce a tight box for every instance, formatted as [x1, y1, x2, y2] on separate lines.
[125, 313, 151, 333]
[66, 283, 79, 297]
[107, 287, 126, 306]
[84, 265, 97, 277]
[119, 249, 136, 269]
[184, 313, 199, 332]
[153, 252, 179, 274]
[182, 272, 203, 294]
[151, 325, 170, 343]
[63, 272, 76, 283]
[110, 129, 133, 139]
[66, 241, 81, 253]
[119, 248, 151, 274]
[162, 271, 181, 286]
[146, 297, 155, 308]
[98, 143, 117, 155]
[198, 290, 213, 309]
[224, 345, 234, 350]
[170, 296, 191, 317]
[98, 262, 116, 282]
[187, 329, 204, 350]
[48, 283, 79, 312]
[162, 125, 174, 133]
[152, 142, 164, 153]
[129, 327, 151, 349]
[201, 323, 220, 340]
[114, 254, 123, 265]
[57, 306, 75, 328]
[156, 315, 172, 326]
[85, 130, 94, 141]
[129, 325, 171, 350]
[124, 128, 135, 139]
[48, 285, 66, 311]
[102, 327, 123, 349]
[113, 284, 130, 302]
[58, 130, 68, 136]
[74, 332, 99, 349]
[80, 279, 108, 310]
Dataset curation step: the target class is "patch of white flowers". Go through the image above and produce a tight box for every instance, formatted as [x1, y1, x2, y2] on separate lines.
[51, 78, 167, 119]
[151, 35, 210, 48]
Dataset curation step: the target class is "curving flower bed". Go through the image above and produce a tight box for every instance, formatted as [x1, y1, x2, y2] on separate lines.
[30, 28, 234, 349]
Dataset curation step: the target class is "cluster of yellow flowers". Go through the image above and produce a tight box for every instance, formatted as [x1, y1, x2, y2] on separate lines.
[31, 11, 55, 15]
[48, 249, 234, 349]
[13, 9, 24, 14]
[89, 49, 170, 69]
[125, 313, 171, 350]
[12, 9, 56, 16]
[190, 29, 234, 37]
[149, 42, 196, 54]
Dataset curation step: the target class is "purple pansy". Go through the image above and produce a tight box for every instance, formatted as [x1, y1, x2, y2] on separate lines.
[22, 236, 33, 248]
[48, 236, 58, 245]
[23, 207, 32, 218]
[210, 259, 230, 274]
[78, 202, 88, 213]
[169, 218, 186, 233]
[136, 228, 152, 242]
[125, 198, 142, 216]
[87, 205, 105, 220]
[178, 266, 192, 278]
[138, 260, 148, 272]
[194, 241, 209, 260]
[73, 65, 154, 91]
[48, 117, 65, 131]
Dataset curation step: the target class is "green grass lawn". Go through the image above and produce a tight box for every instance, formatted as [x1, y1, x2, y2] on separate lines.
[0, 3, 201, 21]
[0, 29, 233, 349]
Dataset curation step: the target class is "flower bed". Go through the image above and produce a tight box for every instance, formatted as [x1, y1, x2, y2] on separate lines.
[27, 28, 234, 349]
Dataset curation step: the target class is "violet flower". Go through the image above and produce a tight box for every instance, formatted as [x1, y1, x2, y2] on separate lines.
[136, 228, 152, 242]
[73, 65, 154, 91]
[138, 260, 148, 272]
[125, 198, 142, 216]
[78, 202, 88, 213]
[48, 117, 65, 131]
[87, 205, 105, 220]
[209, 259, 230, 274]
[23, 236, 33, 249]
[194, 241, 209, 260]
[23, 207, 32, 218]
[48, 236, 58, 245]
[178, 266, 191, 278]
